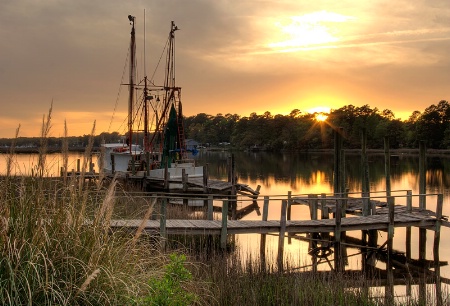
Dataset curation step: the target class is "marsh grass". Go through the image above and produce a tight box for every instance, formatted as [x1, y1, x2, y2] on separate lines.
[0, 109, 203, 305]
[191, 248, 450, 306]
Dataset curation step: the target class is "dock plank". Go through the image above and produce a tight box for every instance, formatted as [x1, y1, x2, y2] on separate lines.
[110, 210, 442, 235]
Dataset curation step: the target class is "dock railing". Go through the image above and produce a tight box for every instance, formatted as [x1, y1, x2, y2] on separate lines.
[115, 189, 445, 254]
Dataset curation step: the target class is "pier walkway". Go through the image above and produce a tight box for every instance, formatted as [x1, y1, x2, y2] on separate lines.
[110, 210, 440, 235]
[108, 190, 448, 304]
[111, 190, 448, 236]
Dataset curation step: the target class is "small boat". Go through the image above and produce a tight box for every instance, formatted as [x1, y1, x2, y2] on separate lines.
[100, 15, 203, 189]
[249, 145, 261, 152]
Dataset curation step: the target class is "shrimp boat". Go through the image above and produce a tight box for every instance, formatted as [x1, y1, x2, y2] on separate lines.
[101, 15, 203, 189]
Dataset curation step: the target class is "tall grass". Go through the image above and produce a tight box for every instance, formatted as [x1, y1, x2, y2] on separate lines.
[0, 109, 177, 305]
[199, 252, 377, 306]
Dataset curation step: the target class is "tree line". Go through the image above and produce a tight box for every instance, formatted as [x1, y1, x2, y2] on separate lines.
[183, 100, 450, 150]
[1, 100, 450, 151]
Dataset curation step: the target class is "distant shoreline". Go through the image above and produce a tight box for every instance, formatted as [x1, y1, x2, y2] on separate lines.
[0, 146, 100, 154]
[2, 146, 450, 156]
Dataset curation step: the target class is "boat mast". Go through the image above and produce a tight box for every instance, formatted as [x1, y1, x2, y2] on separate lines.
[144, 76, 149, 151]
[164, 21, 187, 159]
[165, 21, 177, 91]
[148, 21, 179, 151]
[128, 15, 136, 153]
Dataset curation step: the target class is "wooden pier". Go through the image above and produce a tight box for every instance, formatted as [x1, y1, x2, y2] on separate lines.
[110, 206, 441, 235]
[108, 190, 448, 304]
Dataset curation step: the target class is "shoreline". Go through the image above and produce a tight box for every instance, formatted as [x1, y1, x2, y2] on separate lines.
[2, 146, 450, 156]
[0, 146, 100, 154]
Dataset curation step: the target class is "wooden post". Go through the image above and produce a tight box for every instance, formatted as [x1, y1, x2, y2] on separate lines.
[77, 158, 80, 172]
[182, 168, 187, 191]
[287, 191, 292, 221]
[287, 191, 292, 244]
[361, 171, 377, 281]
[227, 156, 232, 183]
[277, 199, 287, 272]
[220, 200, 229, 249]
[384, 136, 391, 197]
[164, 162, 169, 190]
[260, 196, 269, 271]
[418, 141, 427, 301]
[111, 154, 115, 174]
[252, 185, 262, 217]
[309, 194, 318, 273]
[230, 154, 237, 220]
[340, 153, 346, 213]
[406, 190, 412, 296]
[361, 128, 370, 216]
[203, 164, 209, 208]
[419, 140, 426, 209]
[334, 198, 342, 273]
[160, 197, 167, 251]
[308, 194, 318, 220]
[203, 163, 209, 193]
[406, 190, 412, 259]
[206, 194, 214, 259]
[434, 194, 443, 306]
[207, 195, 214, 220]
[320, 193, 330, 271]
[131, 155, 136, 175]
[146, 151, 150, 176]
[321, 193, 329, 219]
[385, 196, 395, 305]
[334, 127, 344, 196]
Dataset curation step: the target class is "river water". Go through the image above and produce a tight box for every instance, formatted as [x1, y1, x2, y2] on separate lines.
[198, 150, 450, 300]
[2, 150, 450, 298]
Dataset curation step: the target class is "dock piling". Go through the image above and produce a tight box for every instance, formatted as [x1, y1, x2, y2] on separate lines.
[221, 200, 229, 249]
[260, 196, 269, 271]
[277, 199, 287, 272]
[160, 197, 167, 250]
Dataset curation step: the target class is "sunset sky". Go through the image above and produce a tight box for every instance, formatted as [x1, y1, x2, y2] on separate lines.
[1, 0, 450, 138]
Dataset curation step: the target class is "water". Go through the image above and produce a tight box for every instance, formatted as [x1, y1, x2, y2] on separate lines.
[2, 150, 450, 299]
[0, 152, 92, 176]
[195, 150, 450, 300]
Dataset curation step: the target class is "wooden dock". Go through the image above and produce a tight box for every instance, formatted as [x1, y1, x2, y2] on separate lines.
[110, 211, 440, 235]
[111, 190, 447, 235]
[109, 190, 446, 304]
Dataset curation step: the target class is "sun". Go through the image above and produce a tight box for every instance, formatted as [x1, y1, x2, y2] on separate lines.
[315, 113, 329, 122]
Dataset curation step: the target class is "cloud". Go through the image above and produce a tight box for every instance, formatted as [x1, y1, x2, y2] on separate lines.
[1, 0, 450, 136]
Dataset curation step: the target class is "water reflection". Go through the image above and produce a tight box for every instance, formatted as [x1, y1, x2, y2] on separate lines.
[196, 150, 450, 301]
[0, 153, 95, 176]
[196, 151, 450, 195]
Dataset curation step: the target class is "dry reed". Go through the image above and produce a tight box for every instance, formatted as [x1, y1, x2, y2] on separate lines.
[62, 120, 69, 183]
[132, 198, 156, 245]
[0, 106, 180, 305]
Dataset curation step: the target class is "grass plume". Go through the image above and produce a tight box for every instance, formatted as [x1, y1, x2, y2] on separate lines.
[37, 102, 53, 177]
[62, 120, 69, 183]
[6, 124, 20, 178]
[0, 109, 173, 305]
